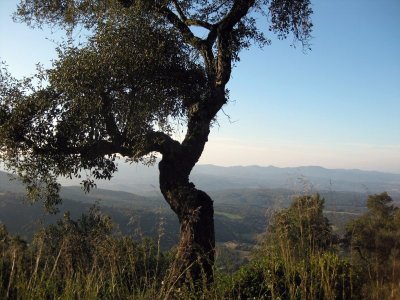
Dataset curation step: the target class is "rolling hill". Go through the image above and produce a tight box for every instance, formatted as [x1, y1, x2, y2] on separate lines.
[0, 164, 399, 249]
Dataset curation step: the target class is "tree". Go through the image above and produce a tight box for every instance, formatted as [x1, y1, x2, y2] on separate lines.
[264, 194, 338, 258]
[0, 0, 313, 284]
[345, 193, 400, 264]
[345, 192, 400, 297]
[232, 195, 353, 299]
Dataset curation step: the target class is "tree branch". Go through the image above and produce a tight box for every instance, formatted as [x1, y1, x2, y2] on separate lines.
[216, 0, 255, 32]
[100, 92, 122, 143]
[185, 19, 213, 30]
[30, 140, 131, 158]
[158, 6, 203, 49]
[213, 0, 256, 86]
[134, 131, 181, 158]
[171, 0, 187, 21]
[158, 5, 217, 88]
[171, 0, 213, 30]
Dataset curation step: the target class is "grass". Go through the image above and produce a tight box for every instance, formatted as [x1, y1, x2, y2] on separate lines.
[1, 193, 399, 299]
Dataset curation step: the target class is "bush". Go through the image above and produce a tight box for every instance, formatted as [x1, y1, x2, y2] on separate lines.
[0, 207, 171, 299]
[229, 194, 362, 299]
[345, 192, 400, 299]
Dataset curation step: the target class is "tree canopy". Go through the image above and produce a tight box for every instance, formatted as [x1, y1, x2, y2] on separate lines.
[1, 0, 313, 284]
[345, 192, 400, 266]
[1, 5, 206, 206]
[1, 0, 312, 206]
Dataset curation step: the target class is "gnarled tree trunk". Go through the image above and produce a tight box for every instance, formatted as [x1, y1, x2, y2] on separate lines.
[159, 153, 215, 286]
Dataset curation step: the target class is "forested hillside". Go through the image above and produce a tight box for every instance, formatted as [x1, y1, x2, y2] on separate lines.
[1, 168, 391, 247]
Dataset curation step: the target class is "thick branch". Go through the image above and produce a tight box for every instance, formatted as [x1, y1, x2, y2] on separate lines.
[158, 4, 216, 81]
[82, 141, 130, 158]
[133, 131, 181, 158]
[28, 130, 180, 163]
[217, 0, 255, 32]
[215, 35, 232, 86]
[213, 0, 256, 86]
[158, 1, 258, 166]
[60, 131, 179, 159]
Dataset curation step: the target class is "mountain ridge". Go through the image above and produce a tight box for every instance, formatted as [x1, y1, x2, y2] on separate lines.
[26, 162, 400, 197]
[1, 166, 398, 247]
[2, 163, 399, 197]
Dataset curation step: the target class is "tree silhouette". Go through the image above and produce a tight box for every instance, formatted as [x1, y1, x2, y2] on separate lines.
[0, 0, 313, 284]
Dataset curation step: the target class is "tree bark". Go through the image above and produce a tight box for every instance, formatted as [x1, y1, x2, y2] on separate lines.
[159, 155, 215, 287]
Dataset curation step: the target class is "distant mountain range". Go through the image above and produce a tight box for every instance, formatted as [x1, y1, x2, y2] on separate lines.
[57, 162, 400, 197]
[0, 164, 399, 247]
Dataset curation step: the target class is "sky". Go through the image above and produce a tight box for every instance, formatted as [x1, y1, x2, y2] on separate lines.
[0, 1, 399, 173]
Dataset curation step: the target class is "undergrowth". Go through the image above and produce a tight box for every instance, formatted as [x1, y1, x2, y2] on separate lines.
[1, 193, 399, 299]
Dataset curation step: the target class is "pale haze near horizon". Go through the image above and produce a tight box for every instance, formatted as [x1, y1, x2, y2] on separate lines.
[0, 1, 399, 174]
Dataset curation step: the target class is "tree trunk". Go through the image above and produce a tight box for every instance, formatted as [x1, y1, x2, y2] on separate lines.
[156, 82, 225, 289]
[159, 156, 215, 287]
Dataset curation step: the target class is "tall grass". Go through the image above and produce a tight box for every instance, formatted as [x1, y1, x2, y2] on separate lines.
[0, 208, 171, 299]
[1, 193, 399, 299]
[229, 195, 357, 299]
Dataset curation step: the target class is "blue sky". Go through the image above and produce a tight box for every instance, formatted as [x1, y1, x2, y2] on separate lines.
[1, 1, 399, 173]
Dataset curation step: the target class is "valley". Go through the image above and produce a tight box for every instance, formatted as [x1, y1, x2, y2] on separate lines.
[1, 165, 398, 251]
